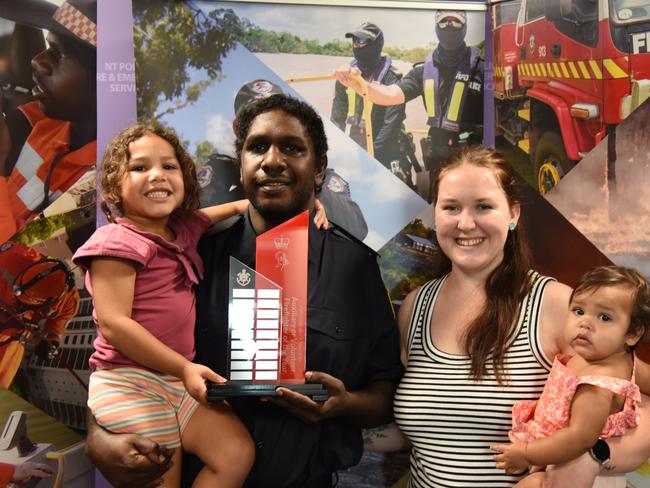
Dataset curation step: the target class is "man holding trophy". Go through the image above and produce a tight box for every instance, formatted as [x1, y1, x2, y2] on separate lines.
[86, 94, 403, 488]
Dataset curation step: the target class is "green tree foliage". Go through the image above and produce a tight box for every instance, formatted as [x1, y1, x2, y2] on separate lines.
[244, 29, 295, 52]
[401, 218, 436, 240]
[239, 25, 432, 61]
[195, 140, 218, 166]
[17, 214, 73, 245]
[151, 79, 215, 121]
[132, 1, 245, 120]
[379, 240, 437, 301]
[239, 26, 268, 52]
[384, 45, 431, 64]
[402, 218, 426, 236]
[320, 39, 353, 57]
[379, 218, 438, 300]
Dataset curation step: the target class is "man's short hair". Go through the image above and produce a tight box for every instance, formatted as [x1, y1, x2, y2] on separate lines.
[234, 94, 328, 170]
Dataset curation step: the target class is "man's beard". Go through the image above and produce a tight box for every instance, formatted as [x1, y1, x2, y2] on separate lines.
[245, 181, 315, 224]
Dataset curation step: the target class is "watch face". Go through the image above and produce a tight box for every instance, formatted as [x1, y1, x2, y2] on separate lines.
[592, 438, 610, 462]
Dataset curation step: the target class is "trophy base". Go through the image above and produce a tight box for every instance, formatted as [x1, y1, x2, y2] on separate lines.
[207, 382, 329, 402]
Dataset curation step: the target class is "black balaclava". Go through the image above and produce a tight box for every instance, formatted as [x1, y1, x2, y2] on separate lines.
[434, 23, 467, 66]
[353, 31, 384, 75]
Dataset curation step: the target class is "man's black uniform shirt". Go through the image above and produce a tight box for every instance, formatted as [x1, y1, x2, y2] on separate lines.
[189, 213, 403, 488]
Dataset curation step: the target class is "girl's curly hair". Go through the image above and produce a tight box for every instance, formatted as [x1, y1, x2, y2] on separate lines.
[100, 123, 200, 222]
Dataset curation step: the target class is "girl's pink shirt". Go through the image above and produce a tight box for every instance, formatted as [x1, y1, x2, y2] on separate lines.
[72, 210, 211, 371]
[512, 354, 641, 442]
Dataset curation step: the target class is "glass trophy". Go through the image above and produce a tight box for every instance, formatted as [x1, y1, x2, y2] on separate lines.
[207, 211, 328, 401]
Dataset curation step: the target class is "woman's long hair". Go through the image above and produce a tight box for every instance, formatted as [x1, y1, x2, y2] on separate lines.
[431, 146, 534, 383]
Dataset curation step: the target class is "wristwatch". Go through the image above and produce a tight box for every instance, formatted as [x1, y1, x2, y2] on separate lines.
[589, 438, 612, 471]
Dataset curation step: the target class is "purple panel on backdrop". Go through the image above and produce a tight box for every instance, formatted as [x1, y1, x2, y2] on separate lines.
[96, 0, 137, 227]
[96, 469, 111, 488]
[93, 2, 136, 486]
[483, 6, 495, 148]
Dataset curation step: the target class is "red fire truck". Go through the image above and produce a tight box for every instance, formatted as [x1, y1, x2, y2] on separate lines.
[492, 0, 650, 192]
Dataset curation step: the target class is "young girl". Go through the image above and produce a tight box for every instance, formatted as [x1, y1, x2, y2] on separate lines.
[492, 265, 650, 486]
[73, 123, 328, 487]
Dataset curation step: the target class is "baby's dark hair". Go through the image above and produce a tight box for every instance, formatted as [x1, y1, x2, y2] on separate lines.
[100, 123, 200, 222]
[571, 266, 650, 351]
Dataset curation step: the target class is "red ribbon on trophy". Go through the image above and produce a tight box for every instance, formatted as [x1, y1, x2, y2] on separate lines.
[255, 210, 308, 383]
[208, 210, 327, 401]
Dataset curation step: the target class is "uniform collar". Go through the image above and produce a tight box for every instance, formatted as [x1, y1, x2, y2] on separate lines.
[241, 210, 322, 266]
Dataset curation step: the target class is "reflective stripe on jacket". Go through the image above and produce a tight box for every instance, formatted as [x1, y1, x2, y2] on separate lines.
[423, 46, 480, 132]
[345, 55, 393, 127]
[4, 102, 96, 232]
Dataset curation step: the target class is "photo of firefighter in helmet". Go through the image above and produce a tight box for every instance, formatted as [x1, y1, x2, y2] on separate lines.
[334, 10, 484, 203]
[0, 241, 79, 388]
[0, 0, 97, 244]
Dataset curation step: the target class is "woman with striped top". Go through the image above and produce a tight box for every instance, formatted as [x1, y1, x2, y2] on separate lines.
[392, 146, 650, 487]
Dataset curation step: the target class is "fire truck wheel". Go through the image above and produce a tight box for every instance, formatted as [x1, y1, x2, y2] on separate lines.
[534, 131, 575, 194]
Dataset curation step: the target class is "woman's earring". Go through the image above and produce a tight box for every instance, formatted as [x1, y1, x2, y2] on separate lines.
[508, 222, 516, 231]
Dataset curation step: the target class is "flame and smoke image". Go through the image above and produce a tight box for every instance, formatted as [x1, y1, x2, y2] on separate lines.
[546, 99, 650, 279]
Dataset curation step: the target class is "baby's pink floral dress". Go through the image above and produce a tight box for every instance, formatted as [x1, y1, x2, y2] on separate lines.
[511, 354, 640, 442]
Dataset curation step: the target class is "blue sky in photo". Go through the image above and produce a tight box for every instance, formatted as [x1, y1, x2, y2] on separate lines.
[158, 43, 428, 250]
